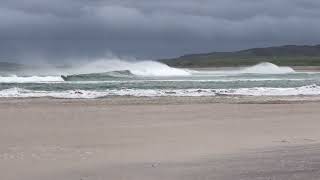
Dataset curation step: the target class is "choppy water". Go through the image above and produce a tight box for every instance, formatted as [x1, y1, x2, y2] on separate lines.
[0, 61, 320, 98]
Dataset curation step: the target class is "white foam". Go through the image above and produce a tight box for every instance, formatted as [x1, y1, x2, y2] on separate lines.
[0, 88, 107, 99]
[0, 76, 63, 83]
[67, 59, 191, 76]
[190, 62, 296, 75]
[241, 62, 295, 74]
[1, 85, 320, 98]
[222, 84, 320, 96]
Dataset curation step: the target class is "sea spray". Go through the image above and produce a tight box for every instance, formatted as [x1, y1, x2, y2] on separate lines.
[241, 62, 295, 74]
[65, 59, 191, 76]
[190, 62, 295, 75]
[0, 75, 63, 83]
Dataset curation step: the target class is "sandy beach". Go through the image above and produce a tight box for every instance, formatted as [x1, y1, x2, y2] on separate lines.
[1, 97, 320, 180]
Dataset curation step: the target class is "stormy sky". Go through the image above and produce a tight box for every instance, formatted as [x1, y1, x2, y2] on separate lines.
[1, 0, 320, 63]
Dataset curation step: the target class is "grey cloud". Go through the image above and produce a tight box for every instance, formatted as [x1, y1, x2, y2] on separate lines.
[1, 0, 320, 62]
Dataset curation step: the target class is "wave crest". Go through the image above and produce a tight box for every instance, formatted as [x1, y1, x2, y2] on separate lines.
[67, 60, 191, 77]
[61, 70, 134, 81]
[241, 62, 295, 74]
[0, 75, 63, 83]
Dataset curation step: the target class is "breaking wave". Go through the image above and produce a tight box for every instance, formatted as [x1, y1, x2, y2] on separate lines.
[60, 62, 296, 81]
[1, 84, 319, 98]
[61, 70, 134, 81]
[190, 62, 295, 75]
[241, 62, 295, 74]
[0, 75, 63, 83]
[66, 60, 191, 77]
[0, 62, 297, 83]
[58, 60, 191, 81]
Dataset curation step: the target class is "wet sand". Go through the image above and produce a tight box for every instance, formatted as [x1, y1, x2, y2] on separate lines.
[1, 97, 320, 180]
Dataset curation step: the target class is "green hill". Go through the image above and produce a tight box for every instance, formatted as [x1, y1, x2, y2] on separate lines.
[159, 45, 320, 67]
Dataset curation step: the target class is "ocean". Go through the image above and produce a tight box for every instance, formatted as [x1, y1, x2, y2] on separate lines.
[0, 60, 320, 98]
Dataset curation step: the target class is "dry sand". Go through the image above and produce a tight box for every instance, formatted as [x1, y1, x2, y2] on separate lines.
[1, 97, 320, 180]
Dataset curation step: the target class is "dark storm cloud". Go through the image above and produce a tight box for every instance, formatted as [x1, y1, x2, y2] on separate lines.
[1, 0, 320, 62]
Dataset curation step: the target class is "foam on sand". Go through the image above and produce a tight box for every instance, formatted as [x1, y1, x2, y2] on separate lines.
[1, 84, 319, 98]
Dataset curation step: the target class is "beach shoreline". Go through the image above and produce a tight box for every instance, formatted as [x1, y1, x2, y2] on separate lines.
[2, 95, 320, 105]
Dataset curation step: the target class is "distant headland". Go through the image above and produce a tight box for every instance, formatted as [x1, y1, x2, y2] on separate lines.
[159, 44, 320, 67]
